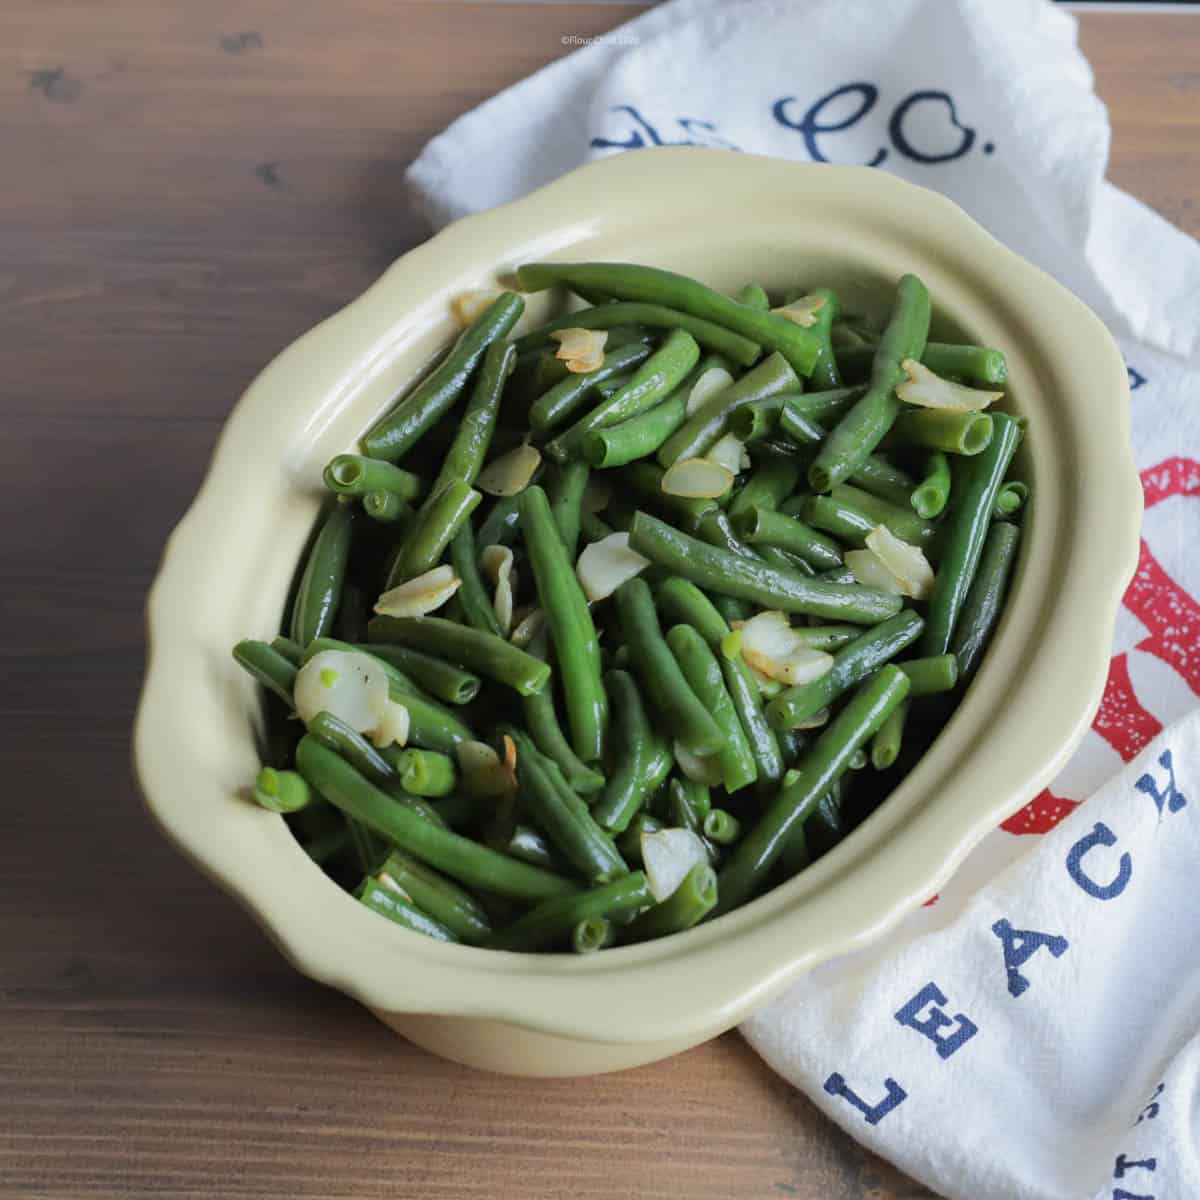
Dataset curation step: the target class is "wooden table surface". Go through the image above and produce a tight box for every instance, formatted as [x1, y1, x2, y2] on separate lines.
[3, 4, 1196, 1197]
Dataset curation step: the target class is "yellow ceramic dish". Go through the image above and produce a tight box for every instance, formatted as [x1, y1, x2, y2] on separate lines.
[134, 148, 1141, 1077]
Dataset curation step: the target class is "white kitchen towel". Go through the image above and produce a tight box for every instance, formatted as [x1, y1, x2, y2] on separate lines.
[405, 2, 1200, 1197]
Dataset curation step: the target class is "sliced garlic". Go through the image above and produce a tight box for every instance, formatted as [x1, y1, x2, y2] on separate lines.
[673, 740, 724, 786]
[581, 474, 612, 514]
[480, 544, 517, 635]
[368, 696, 411, 749]
[476, 442, 541, 497]
[510, 607, 546, 647]
[456, 739, 515, 798]
[451, 289, 502, 326]
[771, 293, 827, 328]
[705, 432, 750, 475]
[294, 649, 409, 748]
[865, 524, 935, 600]
[896, 358, 1002, 411]
[685, 366, 734, 416]
[549, 327, 608, 373]
[641, 828, 710, 902]
[661, 456, 734, 499]
[737, 610, 835, 685]
[845, 548, 906, 595]
[374, 565, 461, 617]
[575, 532, 650, 603]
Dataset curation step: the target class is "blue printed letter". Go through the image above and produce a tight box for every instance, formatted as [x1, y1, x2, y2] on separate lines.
[1066, 822, 1133, 901]
[822, 1073, 907, 1125]
[1135, 749, 1187, 816]
[991, 918, 1069, 997]
[1114, 1153, 1157, 1179]
[894, 982, 978, 1060]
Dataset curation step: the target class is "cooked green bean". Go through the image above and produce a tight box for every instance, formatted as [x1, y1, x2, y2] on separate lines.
[912, 451, 952, 519]
[849, 453, 918, 508]
[486, 871, 651, 952]
[696, 509, 760, 562]
[870, 700, 908, 769]
[385, 479, 481, 587]
[385, 748, 457, 797]
[546, 329, 700, 462]
[324, 455, 423, 502]
[357, 876, 458, 942]
[899, 654, 959, 696]
[668, 778, 712, 845]
[616, 812, 663, 865]
[572, 916, 616, 953]
[269, 635, 304, 666]
[777, 405, 827, 446]
[628, 512, 904, 625]
[476, 493, 523, 549]
[332, 581, 369, 644]
[447, 522, 503, 637]
[809, 273, 930, 493]
[730, 396, 787, 443]
[514, 302, 760, 367]
[367, 615, 550, 696]
[792, 493, 875, 546]
[993, 480, 1028, 518]
[521, 485, 608, 761]
[306, 710, 397, 787]
[377, 850, 491, 943]
[624, 461, 718, 533]
[716, 665, 910, 913]
[666, 623, 758, 792]
[727, 458, 803, 522]
[528, 340, 654, 433]
[703, 809, 742, 845]
[658, 352, 799, 467]
[362, 292, 524, 461]
[547, 460, 591, 558]
[805, 287, 842, 391]
[233, 639, 297, 706]
[734, 506, 844, 570]
[736, 283, 771, 310]
[253, 767, 313, 813]
[836, 341, 1007, 387]
[297, 736, 576, 901]
[303, 825, 351, 866]
[290, 503, 357, 647]
[921, 413, 1022, 657]
[591, 669, 673, 833]
[431, 340, 514, 493]
[516, 262, 820, 376]
[362, 489, 414, 526]
[583, 392, 688, 467]
[829, 484, 938, 549]
[362, 643, 481, 705]
[888, 409, 994, 456]
[623, 863, 718, 942]
[785, 386, 866, 425]
[580, 510, 614, 543]
[615, 578, 725, 757]
[767, 609, 924, 729]
[502, 824, 565, 873]
[950, 519, 1021, 682]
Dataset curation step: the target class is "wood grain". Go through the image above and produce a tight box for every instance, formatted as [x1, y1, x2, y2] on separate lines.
[1, 4, 1195, 1197]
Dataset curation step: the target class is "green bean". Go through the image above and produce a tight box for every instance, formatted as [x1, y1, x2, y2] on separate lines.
[332, 581, 369, 644]
[817, 565, 857, 586]
[324, 455, 423, 504]
[727, 458, 803, 522]
[591, 669, 673, 833]
[848, 454, 917, 509]
[666, 623, 758, 792]
[521, 485, 608, 760]
[268, 635, 303, 667]
[628, 512, 904, 625]
[377, 850, 491, 943]
[993, 480, 1028, 518]
[888, 410, 994, 456]
[233, 639, 297, 706]
[384, 748, 456, 797]
[514, 302, 760, 367]
[431, 340, 514, 493]
[504, 728, 625, 884]
[297, 736, 575, 901]
[476, 493, 523, 549]
[428, 792, 477, 830]
[580, 511, 614, 543]
[362, 643, 481, 705]
[950, 519, 1021, 682]
[252, 767, 313, 813]
[899, 654, 959, 696]
[829, 484, 938, 549]
[385, 479, 481, 587]
[615, 578, 725, 756]
[870, 700, 908, 770]
[805, 785, 850, 858]
[303, 825, 351, 866]
[583, 393, 687, 467]
[735, 283, 771, 310]
[521, 632, 606, 796]
[447, 522, 503, 637]
[658, 352, 799, 467]
[733, 506, 844, 570]
[344, 812, 381, 873]
[572, 916, 616, 953]
[785, 386, 866, 425]
[921, 342, 1008, 385]
[306, 710, 397, 787]
[793, 493, 875, 546]
[805, 287, 843, 391]
[290, 503, 357, 647]
[623, 863, 718, 942]
[546, 329, 701, 462]
[516, 262, 820, 376]
[777, 405, 827, 446]
[912, 451, 952, 520]
[809, 274, 930, 493]
[509, 348, 571, 410]
[754, 545, 813, 576]
[367, 615, 550, 696]
[716, 665, 910, 912]
[528, 341, 653, 433]
[654, 577, 785, 792]
[502, 824, 565, 873]
[767, 609, 924, 729]
[696, 509, 759, 562]
[730, 396, 786, 443]
[616, 812, 663, 865]
[703, 809, 742, 845]
[486, 871, 651, 952]
[547, 460, 590, 558]
[357, 876, 458, 942]
[921, 414, 1022, 657]
[362, 490, 413, 526]
[623, 461, 717, 533]
[362, 292, 524, 461]
[667, 779, 713, 846]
